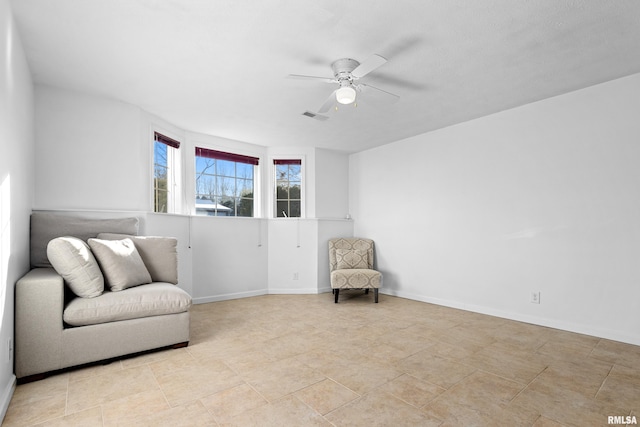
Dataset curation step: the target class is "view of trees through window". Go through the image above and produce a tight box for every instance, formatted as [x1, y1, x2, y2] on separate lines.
[157, 141, 304, 218]
[153, 141, 169, 213]
[153, 132, 181, 214]
[275, 161, 301, 217]
[195, 155, 254, 217]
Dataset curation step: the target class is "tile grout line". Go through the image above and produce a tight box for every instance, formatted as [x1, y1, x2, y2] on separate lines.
[64, 374, 71, 418]
[508, 365, 548, 404]
[147, 359, 174, 414]
[593, 363, 614, 400]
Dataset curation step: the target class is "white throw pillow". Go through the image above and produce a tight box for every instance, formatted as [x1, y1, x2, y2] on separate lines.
[88, 238, 152, 291]
[47, 236, 104, 298]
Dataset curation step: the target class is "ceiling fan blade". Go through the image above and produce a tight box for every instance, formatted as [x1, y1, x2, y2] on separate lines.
[287, 74, 336, 83]
[351, 54, 387, 78]
[359, 83, 400, 104]
[302, 111, 329, 121]
[318, 90, 337, 113]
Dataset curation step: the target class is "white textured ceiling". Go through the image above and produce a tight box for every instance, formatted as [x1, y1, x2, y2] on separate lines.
[10, 0, 640, 153]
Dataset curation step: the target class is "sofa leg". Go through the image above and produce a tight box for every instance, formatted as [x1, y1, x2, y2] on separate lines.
[334, 289, 339, 303]
[365, 289, 369, 294]
[172, 341, 189, 349]
[17, 373, 49, 384]
[374, 288, 379, 303]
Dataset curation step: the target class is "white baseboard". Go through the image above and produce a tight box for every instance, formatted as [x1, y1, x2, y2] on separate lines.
[0, 375, 16, 424]
[380, 289, 640, 346]
[268, 288, 322, 295]
[193, 289, 267, 304]
[194, 288, 333, 304]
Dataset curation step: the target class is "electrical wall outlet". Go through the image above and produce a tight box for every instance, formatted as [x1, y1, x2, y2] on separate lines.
[293, 272, 299, 280]
[7, 338, 12, 362]
[530, 291, 541, 304]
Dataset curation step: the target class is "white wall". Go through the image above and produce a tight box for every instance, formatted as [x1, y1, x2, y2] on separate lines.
[268, 219, 318, 294]
[0, 0, 34, 418]
[35, 86, 146, 211]
[191, 217, 267, 303]
[315, 148, 349, 219]
[267, 218, 353, 294]
[350, 73, 640, 345]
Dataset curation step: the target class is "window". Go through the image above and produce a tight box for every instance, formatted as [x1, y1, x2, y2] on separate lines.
[153, 132, 180, 213]
[195, 147, 258, 217]
[274, 159, 302, 218]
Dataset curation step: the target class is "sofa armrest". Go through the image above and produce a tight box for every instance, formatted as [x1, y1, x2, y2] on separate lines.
[15, 268, 65, 378]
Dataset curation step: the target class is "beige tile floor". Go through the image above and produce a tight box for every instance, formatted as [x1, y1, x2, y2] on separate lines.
[3, 292, 640, 426]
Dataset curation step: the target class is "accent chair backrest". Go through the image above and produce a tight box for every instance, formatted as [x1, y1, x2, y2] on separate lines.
[328, 238, 375, 272]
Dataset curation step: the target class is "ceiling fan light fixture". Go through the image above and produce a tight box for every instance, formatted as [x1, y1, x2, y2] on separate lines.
[336, 85, 356, 105]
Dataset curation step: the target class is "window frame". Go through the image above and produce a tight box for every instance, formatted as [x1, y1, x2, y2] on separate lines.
[271, 156, 305, 219]
[194, 146, 261, 218]
[152, 130, 182, 214]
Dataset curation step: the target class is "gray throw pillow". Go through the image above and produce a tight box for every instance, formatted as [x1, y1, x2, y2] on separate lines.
[47, 237, 104, 298]
[88, 238, 152, 291]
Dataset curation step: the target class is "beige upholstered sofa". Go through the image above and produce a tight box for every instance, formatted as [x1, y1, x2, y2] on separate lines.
[15, 213, 191, 381]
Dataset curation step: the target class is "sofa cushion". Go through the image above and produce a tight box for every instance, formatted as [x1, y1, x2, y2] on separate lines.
[47, 237, 104, 298]
[88, 238, 152, 291]
[335, 248, 369, 270]
[63, 283, 191, 326]
[97, 233, 178, 284]
[31, 213, 139, 268]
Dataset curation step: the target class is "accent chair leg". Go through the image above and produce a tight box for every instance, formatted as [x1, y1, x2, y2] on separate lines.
[374, 288, 379, 303]
[334, 289, 339, 303]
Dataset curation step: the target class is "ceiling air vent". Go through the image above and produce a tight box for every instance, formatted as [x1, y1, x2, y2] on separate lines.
[302, 111, 328, 121]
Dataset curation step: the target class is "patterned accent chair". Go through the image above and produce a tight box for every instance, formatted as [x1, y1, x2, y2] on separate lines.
[328, 238, 382, 303]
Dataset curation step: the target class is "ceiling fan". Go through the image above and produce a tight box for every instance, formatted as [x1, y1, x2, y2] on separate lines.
[289, 54, 400, 114]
